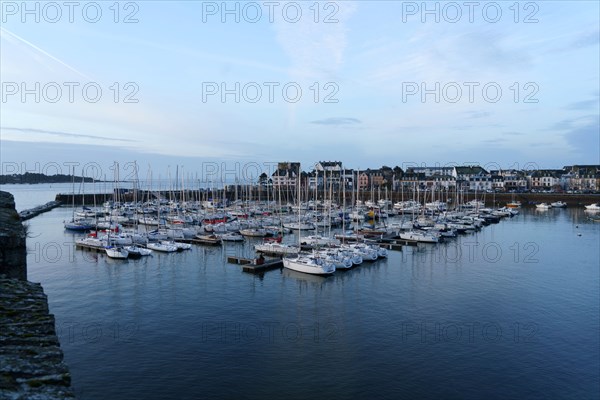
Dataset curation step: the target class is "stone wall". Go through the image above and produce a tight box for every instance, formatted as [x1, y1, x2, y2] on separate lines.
[0, 191, 27, 280]
[0, 276, 75, 399]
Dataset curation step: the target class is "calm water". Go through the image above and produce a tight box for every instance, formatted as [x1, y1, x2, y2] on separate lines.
[9, 187, 600, 399]
[0, 183, 119, 212]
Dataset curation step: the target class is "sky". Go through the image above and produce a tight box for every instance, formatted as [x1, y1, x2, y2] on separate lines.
[1, 0, 599, 182]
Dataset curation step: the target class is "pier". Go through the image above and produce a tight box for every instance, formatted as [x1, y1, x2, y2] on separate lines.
[227, 256, 283, 273]
[18, 201, 62, 221]
[365, 237, 407, 250]
[74, 241, 106, 253]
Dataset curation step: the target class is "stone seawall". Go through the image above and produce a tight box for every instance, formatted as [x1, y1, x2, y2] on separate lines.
[0, 277, 75, 399]
[19, 201, 63, 221]
[0, 191, 75, 399]
[0, 192, 26, 281]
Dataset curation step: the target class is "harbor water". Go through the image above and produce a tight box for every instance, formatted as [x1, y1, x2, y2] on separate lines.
[5, 185, 600, 399]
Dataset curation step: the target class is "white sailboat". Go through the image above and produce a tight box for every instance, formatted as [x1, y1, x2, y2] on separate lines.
[300, 235, 341, 247]
[255, 241, 300, 256]
[399, 230, 439, 243]
[283, 255, 336, 275]
[124, 245, 153, 256]
[283, 163, 335, 275]
[282, 221, 316, 230]
[104, 246, 129, 259]
[146, 242, 178, 252]
[218, 232, 244, 242]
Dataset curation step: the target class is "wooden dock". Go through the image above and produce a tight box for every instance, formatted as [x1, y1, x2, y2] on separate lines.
[75, 242, 106, 253]
[370, 241, 404, 251]
[363, 236, 415, 250]
[227, 256, 283, 273]
[378, 235, 421, 247]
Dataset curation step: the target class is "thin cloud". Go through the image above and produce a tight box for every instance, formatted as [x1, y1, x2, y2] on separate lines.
[1, 127, 137, 143]
[310, 118, 362, 126]
[482, 138, 506, 144]
[548, 115, 598, 131]
[0, 28, 91, 80]
[274, 2, 357, 81]
[550, 28, 600, 54]
[465, 111, 492, 119]
[571, 29, 600, 49]
[565, 99, 599, 110]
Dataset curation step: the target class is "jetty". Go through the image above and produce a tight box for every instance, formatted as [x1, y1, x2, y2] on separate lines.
[227, 256, 283, 273]
[19, 201, 62, 221]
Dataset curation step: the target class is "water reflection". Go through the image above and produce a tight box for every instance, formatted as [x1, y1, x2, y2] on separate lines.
[280, 268, 332, 289]
[17, 204, 600, 400]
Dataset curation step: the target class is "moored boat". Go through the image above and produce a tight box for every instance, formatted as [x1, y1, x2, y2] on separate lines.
[105, 246, 129, 259]
[195, 234, 222, 245]
[399, 230, 439, 243]
[239, 228, 268, 237]
[218, 232, 244, 242]
[254, 242, 300, 256]
[550, 201, 567, 208]
[125, 245, 153, 257]
[283, 255, 335, 275]
[146, 242, 178, 252]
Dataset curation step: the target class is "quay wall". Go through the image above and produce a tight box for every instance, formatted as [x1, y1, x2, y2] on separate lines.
[0, 191, 75, 399]
[0, 192, 26, 280]
[0, 277, 76, 399]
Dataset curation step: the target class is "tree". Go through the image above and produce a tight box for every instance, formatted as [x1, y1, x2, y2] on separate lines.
[258, 172, 268, 186]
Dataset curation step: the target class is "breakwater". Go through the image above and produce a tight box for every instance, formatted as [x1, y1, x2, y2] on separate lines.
[19, 201, 63, 221]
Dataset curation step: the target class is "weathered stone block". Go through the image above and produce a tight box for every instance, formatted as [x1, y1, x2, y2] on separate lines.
[0, 191, 27, 280]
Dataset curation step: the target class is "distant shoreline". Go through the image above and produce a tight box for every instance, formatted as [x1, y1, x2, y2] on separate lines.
[0, 175, 118, 185]
[0, 173, 99, 185]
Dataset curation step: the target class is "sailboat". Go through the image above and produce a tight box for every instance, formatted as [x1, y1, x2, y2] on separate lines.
[283, 163, 335, 275]
[105, 245, 129, 259]
[124, 244, 153, 257]
[64, 167, 93, 231]
[300, 169, 341, 248]
[104, 162, 129, 259]
[254, 182, 300, 256]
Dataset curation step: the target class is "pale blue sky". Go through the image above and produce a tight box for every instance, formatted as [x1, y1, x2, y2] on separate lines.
[1, 1, 599, 179]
